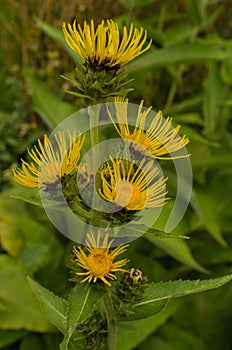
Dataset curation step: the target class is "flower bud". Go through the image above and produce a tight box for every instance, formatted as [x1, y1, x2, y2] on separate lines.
[124, 267, 144, 285]
[116, 267, 148, 304]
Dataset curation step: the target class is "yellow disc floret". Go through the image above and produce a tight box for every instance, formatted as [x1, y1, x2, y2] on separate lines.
[73, 231, 128, 286]
[99, 157, 167, 211]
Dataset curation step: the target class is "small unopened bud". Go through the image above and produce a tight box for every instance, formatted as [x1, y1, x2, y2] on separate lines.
[117, 267, 148, 304]
[124, 268, 144, 284]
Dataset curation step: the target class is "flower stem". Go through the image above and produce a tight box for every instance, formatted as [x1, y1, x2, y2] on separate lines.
[88, 105, 101, 167]
[104, 292, 117, 350]
[88, 105, 101, 209]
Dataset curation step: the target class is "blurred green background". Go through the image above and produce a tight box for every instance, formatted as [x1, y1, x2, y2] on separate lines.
[0, 0, 232, 349]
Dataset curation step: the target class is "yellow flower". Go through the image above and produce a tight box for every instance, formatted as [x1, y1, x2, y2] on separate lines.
[99, 157, 168, 211]
[73, 231, 128, 286]
[62, 19, 152, 68]
[12, 131, 85, 188]
[108, 99, 190, 160]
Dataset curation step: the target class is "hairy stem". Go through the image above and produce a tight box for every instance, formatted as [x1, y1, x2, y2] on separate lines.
[88, 105, 101, 209]
[104, 292, 117, 350]
[89, 105, 100, 167]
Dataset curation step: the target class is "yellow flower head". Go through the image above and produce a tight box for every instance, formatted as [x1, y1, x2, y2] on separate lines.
[12, 131, 85, 188]
[73, 231, 128, 286]
[108, 99, 190, 160]
[62, 19, 152, 68]
[99, 156, 168, 211]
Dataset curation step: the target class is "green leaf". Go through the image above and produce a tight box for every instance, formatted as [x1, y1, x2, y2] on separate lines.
[0, 256, 53, 331]
[23, 70, 77, 128]
[10, 184, 73, 213]
[19, 334, 62, 350]
[220, 59, 232, 85]
[173, 283, 232, 350]
[0, 330, 28, 349]
[202, 63, 224, 136]
[10, 192, 41, 206]
[149, 236, 208, 273]
[147, 323, 208, 350]
[122, 299, 168, 321]
[117, 223, 189, 240]
[68, 284, 104, 326]
[145, 228, 189, 239]
[145, 201, 207, 272]
[17, 216, 63, 273]
[27, 277, 68, 334]
[193, 236, 232, 266]
[0, 194, 63, 274]
[127, 43, 230, 73]
[163, 95, 202, 115]
[60, 284, 104, 350]
[163, 22, 193, 46]
[117, 302, 178, 350]
[130, 274, 232, 320]
[185, 0, 206, 26]
[181, 125, 219, 146]
[192, 153, 232, 168]
[8, 182, 42, 207]
[194, 188, 227, 247]
[0, 196, 24, 257]
[174, 113, 204, 126]
[35, 17, 82, 63]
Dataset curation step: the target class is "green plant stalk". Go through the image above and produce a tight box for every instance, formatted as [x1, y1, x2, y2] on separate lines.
[89, 107, 99, 154]
[158, 3, 167, 31]
[88, 105, 101, 210]
[104, 292, 117, 350]
[89, 105, 117, 349]
[88, 105, 101, 174]
[70, 201, 93, 220]
[165, 65, 184, 109]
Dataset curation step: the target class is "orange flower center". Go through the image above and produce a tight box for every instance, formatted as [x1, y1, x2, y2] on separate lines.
[114, 181, 146, 210]
[87, 249, 112, 276]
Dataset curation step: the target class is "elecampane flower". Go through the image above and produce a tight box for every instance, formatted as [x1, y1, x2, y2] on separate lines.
[73, 231, 128, 286]
[99, 157, 168, 211]
[108, 99, 189, 159]
[12, 131, 85, 188]
[62, 19, 152, 68]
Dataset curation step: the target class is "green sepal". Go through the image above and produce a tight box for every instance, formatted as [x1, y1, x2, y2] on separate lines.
[62, 64, 133, 104]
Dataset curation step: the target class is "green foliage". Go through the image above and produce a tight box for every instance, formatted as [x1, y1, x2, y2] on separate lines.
[0, 0, 232, 349]
[27, 274, 232, 348]
[0, 111, 38, 191]
[27, 277, 68, 334]
[148, 236, 208, 273]
[127, 43, 230, 73]
[0, 255, 53, 331]
[121, 274, 232, 321]
[0, 331, 28, 349]
[24, 71, 77, 129]
[27, 278, 105, 349]
[34, 17, 81, 64]
[60, 284, 105, 349]
[117, 302, 178, 350]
